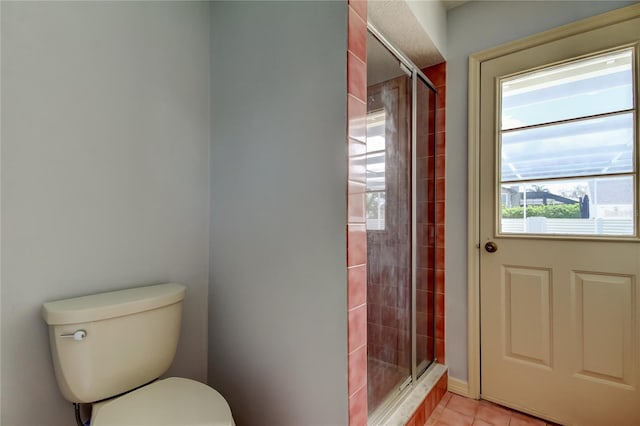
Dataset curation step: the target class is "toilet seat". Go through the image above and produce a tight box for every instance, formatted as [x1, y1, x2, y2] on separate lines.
[91, 377, 235, 426]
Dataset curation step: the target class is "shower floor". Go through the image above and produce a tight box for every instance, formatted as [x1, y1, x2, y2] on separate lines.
[367, 357, 410, 414]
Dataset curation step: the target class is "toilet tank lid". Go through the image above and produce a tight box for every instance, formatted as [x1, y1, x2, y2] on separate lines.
[42, 283, 186, 325]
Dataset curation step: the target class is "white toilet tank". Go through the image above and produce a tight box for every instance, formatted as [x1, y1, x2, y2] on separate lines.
[42, 283, 186, 403]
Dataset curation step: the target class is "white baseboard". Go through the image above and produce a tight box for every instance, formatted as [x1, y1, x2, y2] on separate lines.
[448, 377, 472, 398]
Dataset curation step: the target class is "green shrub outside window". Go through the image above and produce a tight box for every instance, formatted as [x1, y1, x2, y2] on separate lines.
[502, 204, 581, 219]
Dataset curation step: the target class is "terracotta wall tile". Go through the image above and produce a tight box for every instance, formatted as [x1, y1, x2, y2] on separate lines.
[348, 179, 366, 196]
[347, 1, 368, 423]
[348, 191, 366, 224]
[436, 132, 446, 156]
[347, 224, 366, 267]
[349, 153, 366, 183]
[400, 60, 448, 422]
[416, 134, 429, 158]
[437, 85, 446, 109]
[436, 315, 445, 341]
[349, 0, 367, 20]
[436, 202, 445, 227]
[426, 182, 436, 207]
[348, 95, 367, 143]
[348, 265, 367, 309]
[436, 178, 446, 202]
[436, 155, 446, 178]
[436, 293, 445, 317]
[436, 224, 445, 248]
[417, 314, 428, 337]
[425, 62, 446, 89]
[368, 302, 381, 325]
[424, 389, 438, 418]
[436, 107, 446, 133]
[414, 400, 426, 426]
[436, 338, 446, 363]
[436, 247, 445, 269]
[428, 107, 436, 133]
[348, 6, 366, 63]
[349, 385, 368, 426]
[436, 269, 445, 294]
[348, 305, 367, 352]
[348, 345, 367, 396]
[347, 52, 366, 101]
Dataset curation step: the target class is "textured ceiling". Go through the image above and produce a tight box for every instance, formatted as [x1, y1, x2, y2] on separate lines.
[368, 0, 445, 69]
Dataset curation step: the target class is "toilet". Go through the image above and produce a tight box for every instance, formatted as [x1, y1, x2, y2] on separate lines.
[42, 283, 235, 426]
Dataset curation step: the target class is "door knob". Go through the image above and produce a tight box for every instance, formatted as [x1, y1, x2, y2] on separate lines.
[484, 241, 498, 253]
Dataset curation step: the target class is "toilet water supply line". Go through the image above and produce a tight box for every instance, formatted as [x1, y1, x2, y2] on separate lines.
[74, 403, 87, 426]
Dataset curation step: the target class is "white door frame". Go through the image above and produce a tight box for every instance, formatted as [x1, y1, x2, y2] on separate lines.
[466, 2, 640, 400]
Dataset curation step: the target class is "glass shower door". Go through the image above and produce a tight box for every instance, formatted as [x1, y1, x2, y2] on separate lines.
[415, 76, 437, 377]
[366, 31, 412, 413]
[366, 27, 439, 418]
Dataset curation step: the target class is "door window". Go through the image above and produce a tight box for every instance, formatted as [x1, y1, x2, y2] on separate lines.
[498, 48, 636, 236]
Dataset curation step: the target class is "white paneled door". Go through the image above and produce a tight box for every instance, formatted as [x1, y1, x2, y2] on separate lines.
[479, 10, 640, 426]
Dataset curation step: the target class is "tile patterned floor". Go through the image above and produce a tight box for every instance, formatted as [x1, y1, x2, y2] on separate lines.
[425, 392, 559, 426]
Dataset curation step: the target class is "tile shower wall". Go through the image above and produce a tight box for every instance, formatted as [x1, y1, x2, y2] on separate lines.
[403, 62, 448, 426]
[347, 1, 368, 425]
[347, 9, 446, 422]
[416, 77, 437, 370]
[423, 62, 446, 364]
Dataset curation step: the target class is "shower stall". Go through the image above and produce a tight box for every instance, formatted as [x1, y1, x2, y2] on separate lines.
[365, 26, 438, 418]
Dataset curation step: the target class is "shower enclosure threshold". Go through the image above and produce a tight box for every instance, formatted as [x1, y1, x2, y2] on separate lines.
[368, 363, 447, 426]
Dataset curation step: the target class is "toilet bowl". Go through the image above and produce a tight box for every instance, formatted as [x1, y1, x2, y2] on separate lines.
[91, 377, 233, 426]
[42, 283, 235, 426]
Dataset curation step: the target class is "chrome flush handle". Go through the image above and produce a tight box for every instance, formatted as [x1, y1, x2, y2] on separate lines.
[60, 330, 87, 341]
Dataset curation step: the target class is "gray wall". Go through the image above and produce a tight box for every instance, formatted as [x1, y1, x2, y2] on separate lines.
[445, 0, 638, 381]
[209, 2, 348, 425]
[1, 2, 211, 425]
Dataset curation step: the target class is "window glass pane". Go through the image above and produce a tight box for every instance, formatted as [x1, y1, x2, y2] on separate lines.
[502, 49, 633, 130]
[366, 151, 385, 191]
[366, 111, 386, 193]
[501, 113, 634, 182]
[367, 111, 386, 152]
[366, 110, 386, 230]
[365, 191, 386, 230]
[500, 176, 634, 236]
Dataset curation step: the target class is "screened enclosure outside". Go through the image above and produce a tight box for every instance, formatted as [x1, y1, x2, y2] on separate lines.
[499, 48, 636, 236]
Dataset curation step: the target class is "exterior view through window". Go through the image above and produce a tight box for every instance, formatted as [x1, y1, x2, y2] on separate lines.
[499, 48, 636, 236]
[366, 110, 386, 230]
